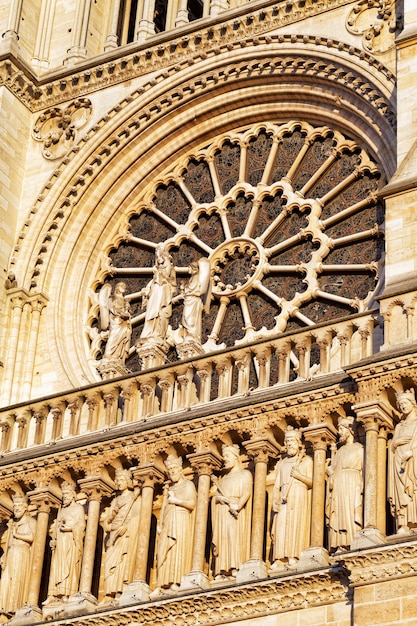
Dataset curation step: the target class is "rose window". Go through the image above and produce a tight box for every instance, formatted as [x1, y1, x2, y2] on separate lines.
[89, 121, 384, 371]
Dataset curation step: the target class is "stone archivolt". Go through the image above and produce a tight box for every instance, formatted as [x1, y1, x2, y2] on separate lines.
[10, 36, 394, 293]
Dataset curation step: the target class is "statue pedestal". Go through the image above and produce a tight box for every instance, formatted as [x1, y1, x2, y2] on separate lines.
[136, 343, 168, 369]
[298, 546, 330, 570]
[9, 605, 42, 625]
[176, 339, 204, 360]
[235, 559, 268, 583]
[180, 570, 211, 591]
[64, 592, 98, 616]
[97, 359, 129, 380]
[42, 600, 65, 621]
[118, 581, 151, 605]
[351, 527, 385, 550]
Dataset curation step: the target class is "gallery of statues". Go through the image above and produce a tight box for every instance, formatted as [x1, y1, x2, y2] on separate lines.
[1, 0, 417, 625]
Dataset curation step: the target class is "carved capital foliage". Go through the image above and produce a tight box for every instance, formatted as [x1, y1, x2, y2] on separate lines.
[303, 423, 337, 450]
[132, 465, 165, 488]
[187, 450, 223, 475]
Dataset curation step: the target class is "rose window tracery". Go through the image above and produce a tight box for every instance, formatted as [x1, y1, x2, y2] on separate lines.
[88, 121, 384, 372]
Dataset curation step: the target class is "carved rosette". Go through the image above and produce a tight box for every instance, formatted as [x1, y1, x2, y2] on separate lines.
[32, 98, 92, 160]
[346, 0, 397, 54]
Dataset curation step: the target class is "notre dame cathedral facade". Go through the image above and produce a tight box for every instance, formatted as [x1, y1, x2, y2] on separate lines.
[0, 0, 417, 624]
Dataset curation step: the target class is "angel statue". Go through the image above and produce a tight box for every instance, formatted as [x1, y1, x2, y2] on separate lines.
[99, 282, 132, 366]
[181, 258, 211, 343]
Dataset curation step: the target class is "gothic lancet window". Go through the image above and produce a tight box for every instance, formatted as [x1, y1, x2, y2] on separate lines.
[117, 0, 139, 44]
[88, 121, 384, 371]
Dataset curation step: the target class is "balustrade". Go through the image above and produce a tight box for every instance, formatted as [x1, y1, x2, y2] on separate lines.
[0, 311, 379, 453]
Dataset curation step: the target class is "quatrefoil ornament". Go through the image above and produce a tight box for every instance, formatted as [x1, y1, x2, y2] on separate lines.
[32, 98, 92, 160]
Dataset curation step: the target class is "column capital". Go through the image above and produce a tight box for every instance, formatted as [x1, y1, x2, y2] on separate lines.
[131, 464, 165, 487]
[243, 438, 280, 463]
[352, 399, 395, 431]
[28, 292, 49, 312]
[77, 476, 114, 500]
[302, 423, 337, 450]
[187, 450, 223, 475]
[27, 487, 61, 513]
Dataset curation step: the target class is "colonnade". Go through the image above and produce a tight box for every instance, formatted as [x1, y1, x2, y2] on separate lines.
[0, 394, 407, 622]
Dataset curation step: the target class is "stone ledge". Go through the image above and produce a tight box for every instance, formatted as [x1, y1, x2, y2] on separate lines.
[49, 568, 350, 626]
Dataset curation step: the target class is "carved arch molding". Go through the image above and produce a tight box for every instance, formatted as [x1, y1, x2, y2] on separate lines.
[87, 120, 384, 372]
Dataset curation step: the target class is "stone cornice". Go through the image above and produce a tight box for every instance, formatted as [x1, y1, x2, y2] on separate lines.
[341, 539, 417, 586]
[0, 1, 394, 113]
[50, 569, 350, 626]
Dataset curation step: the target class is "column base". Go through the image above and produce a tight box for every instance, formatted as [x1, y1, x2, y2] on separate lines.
[181, 570, 211, 591]
[235, 559, 268, 583]
[118, 581, 151, 606]
[64, 592, 98, 617]
[42, 599, 66, 621]
[298, 546, 330, 570]
[351, 527, 386, 550]
[9, 605, 42, 625]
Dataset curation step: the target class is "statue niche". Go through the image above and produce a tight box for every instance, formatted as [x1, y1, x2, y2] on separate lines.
[152, 455, 197, 597]
[388, 388, 417, 534]
[211, 444, 252, 580]
[100, 469, 141, 604]
[270, 427, 312, 569]
[44, 481, 86, 606]
[98, 281, 132, 379]
[0, 493, 36, 618]
[326, 416, 363, 553]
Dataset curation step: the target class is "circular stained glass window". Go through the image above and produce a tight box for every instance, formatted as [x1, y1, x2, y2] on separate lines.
[88, 121, 384, 371]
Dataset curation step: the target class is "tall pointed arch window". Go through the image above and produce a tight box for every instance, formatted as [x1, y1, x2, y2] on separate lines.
[117, 0, 139, 44]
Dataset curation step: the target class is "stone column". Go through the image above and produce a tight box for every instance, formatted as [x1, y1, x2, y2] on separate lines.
[254, 349, 271, 389]
[237, 439, 279, 582]
[352, 400, 393, 548]
[175, 0, 189, 26]
[136, 0, 156, 43]
[2, 289, 29, 405]
[301, 424, 336, 568]
[14, 489, 60, 624]
[33, 409, 48, 445]
[104, 0, 123, 50]
[66, 477, 113, 616]
[86, 395, 99, 431]
[377, 426, 388, 535]
[181, 451, 222, 590]
[65, 0, 92, 64]
[32, 0, 57, 68]
[1, 0, 23, 50]
[119, 466, 164, 605]
[21, 295, 48, 402]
